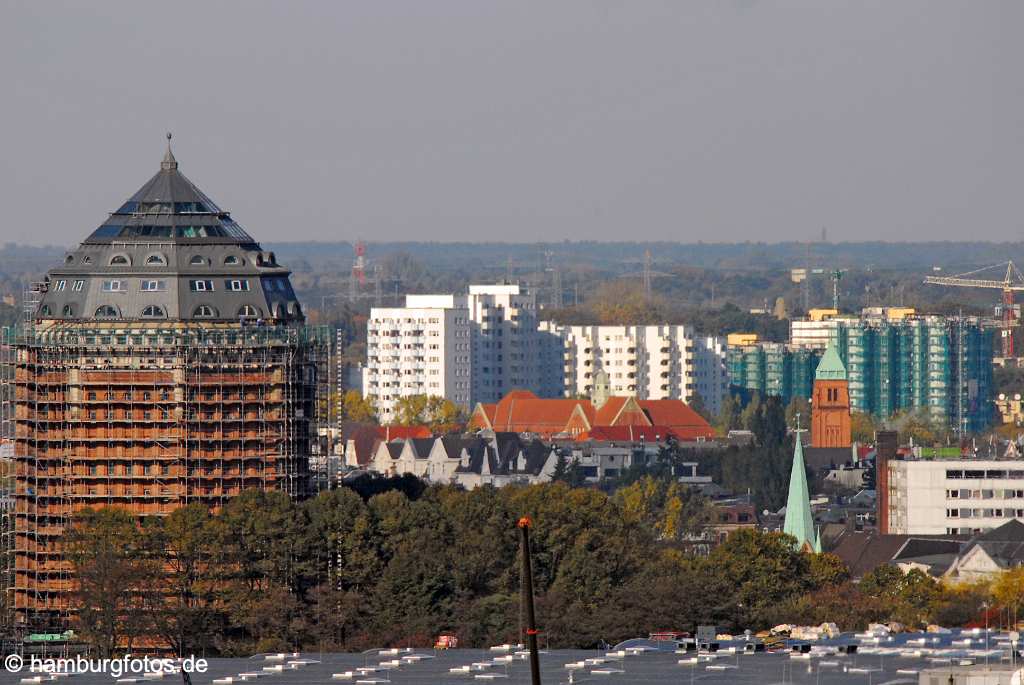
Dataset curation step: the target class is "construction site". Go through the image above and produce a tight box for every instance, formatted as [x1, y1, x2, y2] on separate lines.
[0, 138, 331, 638]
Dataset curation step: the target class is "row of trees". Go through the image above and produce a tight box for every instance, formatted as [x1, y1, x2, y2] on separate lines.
[336, 391, 467, 430]
[65, 476, 1009, 658]
[715, 390, 959, 446]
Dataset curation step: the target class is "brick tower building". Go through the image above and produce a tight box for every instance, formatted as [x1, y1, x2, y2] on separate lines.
[4, 137, 328, 632]
[811, 343, 851, 448]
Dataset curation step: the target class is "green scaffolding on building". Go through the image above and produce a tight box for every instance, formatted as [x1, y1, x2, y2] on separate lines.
[726, 316, 995, 431]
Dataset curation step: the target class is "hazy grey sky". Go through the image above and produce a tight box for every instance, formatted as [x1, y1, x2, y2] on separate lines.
[2, 1, 1022, 246]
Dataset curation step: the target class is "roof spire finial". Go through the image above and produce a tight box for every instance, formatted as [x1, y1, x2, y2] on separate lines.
[161, 132, 178, 171]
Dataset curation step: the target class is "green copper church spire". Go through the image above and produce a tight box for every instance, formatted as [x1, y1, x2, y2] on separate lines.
[783, 415, 816, 552]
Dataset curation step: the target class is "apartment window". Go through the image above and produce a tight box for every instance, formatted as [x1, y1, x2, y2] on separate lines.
[101, 280, 126, 292]
[71, 280, 85, 292]
[141, 280, 167, 291]
[54, 280, 66, 291]
[225, 279, 250, 292]
[189, 280, 214, 292]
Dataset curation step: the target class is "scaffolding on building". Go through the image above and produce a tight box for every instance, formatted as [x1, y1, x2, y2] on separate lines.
[0, 316, 329, 636]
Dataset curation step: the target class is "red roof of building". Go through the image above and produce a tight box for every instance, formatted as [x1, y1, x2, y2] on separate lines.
[636, 399, 714, 439]
[577, 425, 680, 442]
[468, 391, 714, 440]
[378, 425, 434, 440]
[487, 391, 594, 436]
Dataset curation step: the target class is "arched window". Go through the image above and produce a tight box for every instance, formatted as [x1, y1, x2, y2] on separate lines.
[189, 255, 206, 265]
[39, 305, 52, 316]
[193, 305, 217, 318]
[64, 255, 74, 264]
[238, 305, 261, 318]
[62, 304, 74, 317]
[109, 254, 130, 266]
[94, 305, 119, 319]
[145, 254, 167, 266]
[224, 255, 242, 265]
[141, 305, 166, 318]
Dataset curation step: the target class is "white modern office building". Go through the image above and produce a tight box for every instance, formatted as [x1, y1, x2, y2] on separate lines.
[883, 457, 1024, 535]
[538, 324, 728, 415]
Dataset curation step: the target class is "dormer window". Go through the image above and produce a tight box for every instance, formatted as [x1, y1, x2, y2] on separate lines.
[64, 255, 74, 264]
[82, 256, 92, 264]
[145, 254, 167, 266]
[189, 255, 206, 266]
[224, 255, 242, 265]
[109, 255, 130, 266]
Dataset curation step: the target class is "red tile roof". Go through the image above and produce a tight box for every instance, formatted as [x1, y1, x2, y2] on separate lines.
[468, 392, 714, 440]
[488, 391, 594, 436]
[379, 425, 434, 440]
[636, 400, 714, 439]
[577, 425, 678, 442]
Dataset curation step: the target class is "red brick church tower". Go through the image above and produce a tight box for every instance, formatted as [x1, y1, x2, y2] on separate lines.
[811, 343, 851, 448]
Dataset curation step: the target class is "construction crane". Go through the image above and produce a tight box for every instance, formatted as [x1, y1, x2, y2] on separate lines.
[924, 261, 1024, 357]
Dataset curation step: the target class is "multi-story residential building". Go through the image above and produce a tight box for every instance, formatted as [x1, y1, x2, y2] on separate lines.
[537, 324, 728, 414]
[727, 342, 821, 404]
[362, 295, 472, 421]
[363, 284, 538, 416]
[465, 284, 539, 405]
[881, 456, 1024, 535]
[729, 314, 995, 431]
[693, 336, 730, 417]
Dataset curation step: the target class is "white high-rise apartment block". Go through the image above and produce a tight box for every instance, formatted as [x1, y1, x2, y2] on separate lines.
[363, 285, 540, 417]
[466, 284, 539, 405]
[363, 294, 472, 422]
[538, 324, 728, 414]
[692, 335, 729, 417]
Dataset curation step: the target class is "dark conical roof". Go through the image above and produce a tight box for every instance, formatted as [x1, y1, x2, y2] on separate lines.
[84, 136, 255, 245]
[35, 137, 305, 325]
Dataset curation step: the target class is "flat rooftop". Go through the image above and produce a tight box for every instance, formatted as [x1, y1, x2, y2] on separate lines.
[9, 629, 1022, 685]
